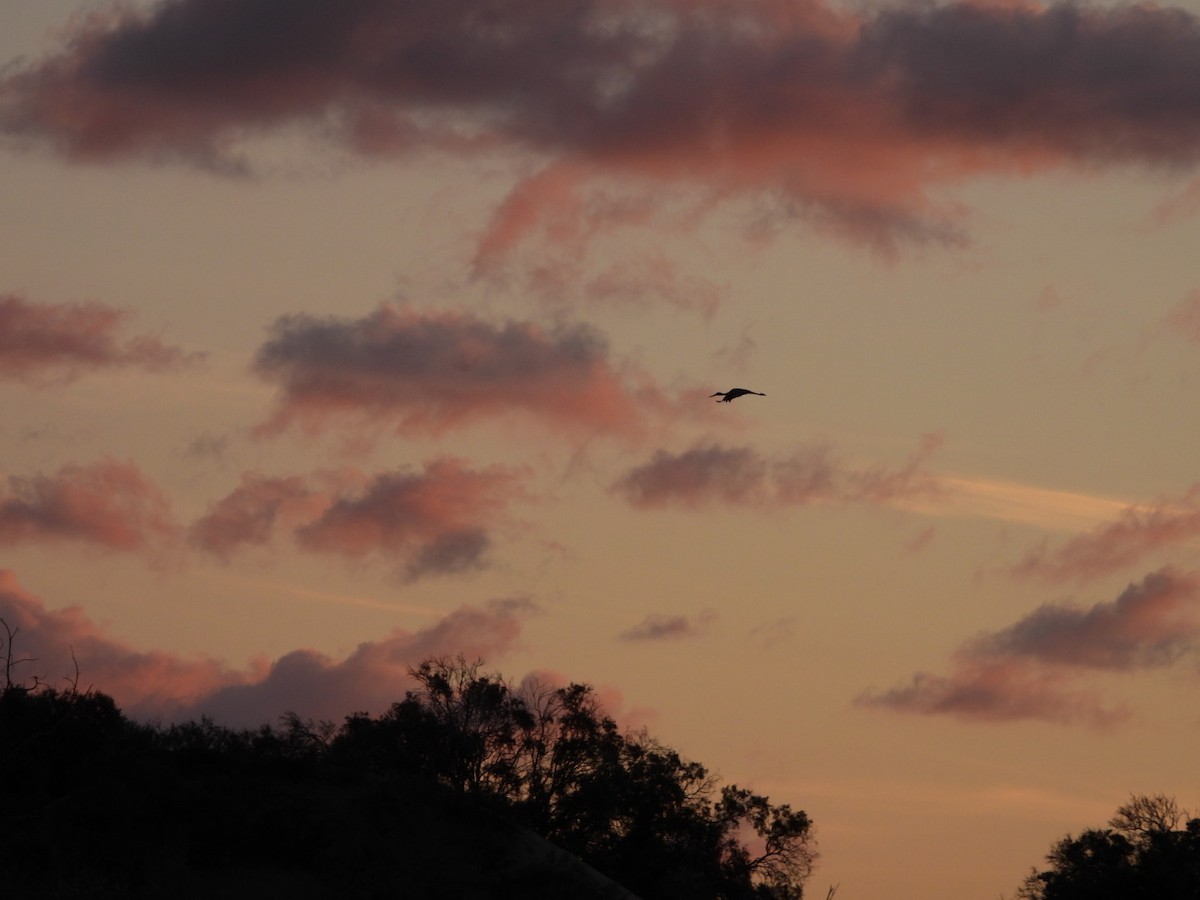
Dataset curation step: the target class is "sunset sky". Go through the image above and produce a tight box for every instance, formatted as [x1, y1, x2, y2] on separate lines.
[4, 0, 1200, 896]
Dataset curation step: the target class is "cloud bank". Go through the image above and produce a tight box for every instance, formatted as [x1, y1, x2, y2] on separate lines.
[859, 568, 1200, 727]
[0, 568, 536, 728]
[7, 1, 1200, 253]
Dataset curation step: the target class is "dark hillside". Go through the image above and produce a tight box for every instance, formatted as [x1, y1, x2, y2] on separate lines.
[1, 686, 632, 899]
[0, 658, 815, 899]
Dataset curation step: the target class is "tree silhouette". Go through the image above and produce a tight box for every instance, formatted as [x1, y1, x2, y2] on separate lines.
[1018, 794, 1200, 900]
[331, 655, 817, 898]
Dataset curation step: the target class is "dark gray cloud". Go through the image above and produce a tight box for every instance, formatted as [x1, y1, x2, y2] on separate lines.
[402, 528, 491, 582]
[252, 305, 668, 438]
[614, 443, 772, 508]
[860, 568, 1200, 727]
[612, 434, 942, 509]
[971, 567, 1200, 670]
[8, 1, 1200, 251]
[619, 611, 714, 642]
[854, 1, 1200, 161]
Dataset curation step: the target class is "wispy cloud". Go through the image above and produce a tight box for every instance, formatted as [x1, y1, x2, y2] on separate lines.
[252, 306, 671, 440]
[748, 616, 797, 651]
[859, 568, 1200, 727]
[192, 459, 526, 580]
[1161, 290, 1200, 342]
[0, 294, 195, 384]
[618, 611, 715, 642]
[581, 254, 725, 319]
[7, 1, 1200, 255]
[612, 434, 943, 510]
[0, 459, 177, 553]
[925, 475, 1131, 534]
[0, 568, 537, 727]
[1012, 484, 1200, 582]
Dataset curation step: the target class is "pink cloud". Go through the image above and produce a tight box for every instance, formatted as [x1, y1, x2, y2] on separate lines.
[0, 568, 537, 728]
[252, 306, 671, 440]
[297, 459, 523, 580]
[860, 568, 1200, 727]
[905, 525, 937, 554]
[1152, 178, 1200, 228]
[971, 567, 1200, 670]
[613, 434, 943, 509]
[614, 444, 771, 509]
[848, 432, 946, 504]
[0, 568, 233, 707]
[7, 2, 1200, 253]
[583, 254, 724, 319]
[618, 611, 715, 642]
[857, 660, 1128, 729]
[1013, 484, 1200, 583]
[511, 248, 725, 319]
[176, 597, 538, 727]
[0, 459, 177, 553]
[188, 471, 337, 560]
[1162, 291, 1200, 343]
[0, 294, 193, 384]
[191, 459, 526, 580]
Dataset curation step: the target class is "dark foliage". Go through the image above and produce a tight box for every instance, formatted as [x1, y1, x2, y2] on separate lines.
[334, 657, 817, 898]
[1018, 794, 1200, 900]
[0, 655, 816, 900]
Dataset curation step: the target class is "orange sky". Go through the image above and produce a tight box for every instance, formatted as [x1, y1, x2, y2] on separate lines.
[5, 2, 1200, 896]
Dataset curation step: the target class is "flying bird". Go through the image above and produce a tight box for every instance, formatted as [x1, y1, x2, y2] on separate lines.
[710, 388, 766, 403]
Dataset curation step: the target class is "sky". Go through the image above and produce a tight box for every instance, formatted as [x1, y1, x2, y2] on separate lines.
[3, 0, 1200, 896]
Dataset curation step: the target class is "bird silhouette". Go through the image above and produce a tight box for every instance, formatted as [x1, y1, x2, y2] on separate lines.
[710, 388, 766, 403]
